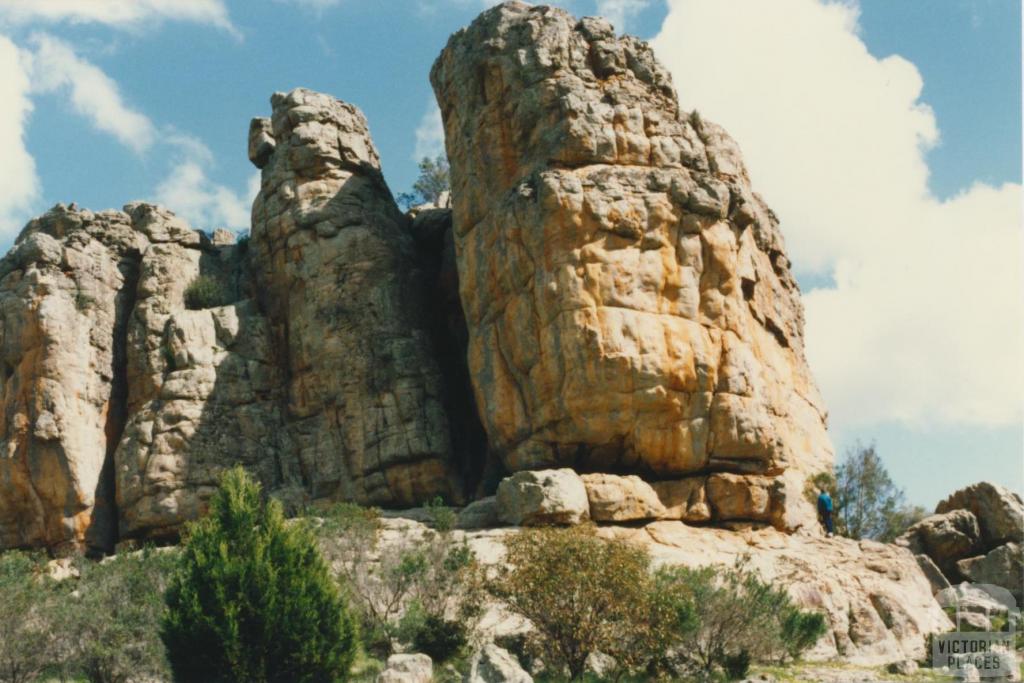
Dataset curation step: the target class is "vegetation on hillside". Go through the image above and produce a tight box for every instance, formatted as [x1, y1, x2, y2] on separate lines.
[397, 155, 450, 209]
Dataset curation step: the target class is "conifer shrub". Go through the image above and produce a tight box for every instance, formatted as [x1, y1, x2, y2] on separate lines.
[161, 466, 357, 682]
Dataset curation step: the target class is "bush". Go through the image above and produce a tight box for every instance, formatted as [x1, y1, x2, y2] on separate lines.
[658, 559, 827, 676]
[0, 551, 54, 683]
[492, 526, 681, 680]
[60, 548, 176, 683]
[183, 274, 229, 310]
[162, 466, 357, 682]
[315, 500, 484, 660]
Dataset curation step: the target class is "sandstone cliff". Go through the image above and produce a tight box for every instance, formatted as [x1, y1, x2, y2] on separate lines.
[430, 2, 833, 530]
[0, 2, 837, 549]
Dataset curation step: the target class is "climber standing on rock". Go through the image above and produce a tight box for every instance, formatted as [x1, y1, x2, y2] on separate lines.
[817, 488, 835, 537]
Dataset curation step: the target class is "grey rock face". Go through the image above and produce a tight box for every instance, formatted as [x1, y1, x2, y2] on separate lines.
[250, 88, 458, 507]
[936, 481, 1024, 548]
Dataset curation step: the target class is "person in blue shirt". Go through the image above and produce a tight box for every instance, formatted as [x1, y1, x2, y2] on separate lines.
[816, 489, 834, 537]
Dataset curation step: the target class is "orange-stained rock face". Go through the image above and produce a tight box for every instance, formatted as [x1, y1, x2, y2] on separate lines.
[431, 2, 833, 529]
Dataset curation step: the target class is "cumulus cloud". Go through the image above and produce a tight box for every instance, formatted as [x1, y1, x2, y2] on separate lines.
[0, 35, 38, 242]
[0, 0, 236, 34]
[652, 0, 1023, 428]
[413, 101, 445, 161]
[595, 0, 649, 31]
[154, 135, 256, 232]
[27, 33, 156, 153]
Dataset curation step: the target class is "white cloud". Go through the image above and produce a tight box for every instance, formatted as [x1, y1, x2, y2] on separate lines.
[27, 33, 156, 153]
[0, 35, 38, 242]
[154, 136, 255, 231]
[273, 0, 343, 10]
[0, 0, 236, 34]
[413, 101, 445, 161]
[595, 0, 649, 31]
[652, 0, 1023, 429]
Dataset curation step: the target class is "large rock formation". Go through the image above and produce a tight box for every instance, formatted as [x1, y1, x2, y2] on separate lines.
[430, 2, 832, 529]
[0, 206, 146, 552]
[249, 89, 457, 507]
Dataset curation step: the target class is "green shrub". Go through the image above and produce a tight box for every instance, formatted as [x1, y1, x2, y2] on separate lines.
[723, 650, 751, 680]
[657, 559, 827, 676]
[396, 607, 467, 663]
[492, 526, 681, 680]
[0, 551, 54, 683]
[183, 274, 229, 310]
[162, 466, 357, 682]
[62, 548, 176, 683]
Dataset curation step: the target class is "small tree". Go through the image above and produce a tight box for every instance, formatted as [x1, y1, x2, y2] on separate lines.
[315, 499, 484, 660]
[830, 442, 922, 541]
[660, 559, 826, 676]
[492, 526, 680, 680]
[0, 551, 53, 683]
[397, 155, 450, 209]
[162, 466, 357, 682]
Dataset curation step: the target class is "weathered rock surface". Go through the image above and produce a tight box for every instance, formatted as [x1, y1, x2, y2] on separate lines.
[935, 481, 1024, 548]
[377, 653, 432, 683]
[467, 643, 533, 683]
[581, 472, 665, 521]
[956, 542, 1023, 603]
[901, 482, 1023, 602]
[114, 205, 289, 539]
[897, 509, 983, 579]
[496, 468, 589, 526]
[0, 205, 147, 551]
[250, 88, 457, 507]
[431, 2, 832, 531]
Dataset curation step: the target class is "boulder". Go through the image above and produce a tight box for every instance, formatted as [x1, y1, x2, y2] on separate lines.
[377, 653, 432, 683]
[250, 88, 457, 507]
[913, 553, 951, 596]
[898, 510, 983, 579]
[651, 477, 711, 522]
[458, 496, 500, 529]
[431, 0, 833, 530]
[956, 542, 1023, 603]
[496, 469, 589, 526]
[581, 473, 665, 522]
[467, 643, 533, 683]
[936, 482, 1024, 548]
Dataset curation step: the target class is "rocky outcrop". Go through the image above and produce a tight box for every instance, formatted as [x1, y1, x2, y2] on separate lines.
[249, 88, 457, 507]
[373, 516, 951, 666]
[113, 205, 289, 540]
[0, 205, 147, 552]
[903, 482, 1024, 603]
[430, 2, 832, 531]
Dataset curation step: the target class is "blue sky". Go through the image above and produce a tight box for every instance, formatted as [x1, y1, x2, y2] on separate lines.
[0, 0, 1019, 509]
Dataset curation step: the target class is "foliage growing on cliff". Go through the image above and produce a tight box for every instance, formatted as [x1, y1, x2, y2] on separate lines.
[183, 274, 230, 310]
[162, 466, 357, 682]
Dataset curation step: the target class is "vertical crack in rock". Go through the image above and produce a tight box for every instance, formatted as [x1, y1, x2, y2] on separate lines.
[86, 248, 141, 554]
[431, 2, 835, 530]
